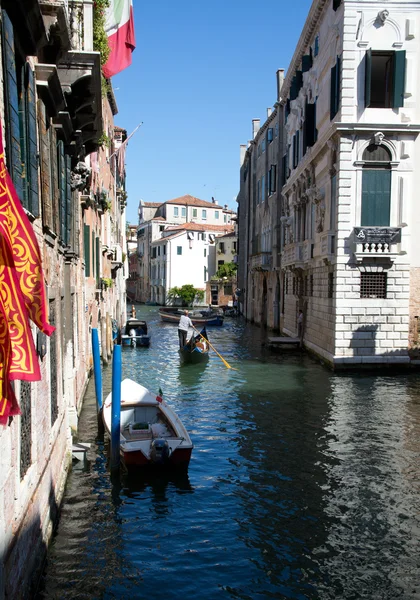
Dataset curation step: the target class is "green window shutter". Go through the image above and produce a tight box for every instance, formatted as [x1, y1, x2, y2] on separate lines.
[18, 63, 28, 209]
[38, 101, 53, 229]
[65, 155, 72, 246]
[392, 50, 406, 108]
[84, 224, 90, 276]
[25, 64, 39, 216]
[361, 169, 391, 226]
[50, 126, 59, 235]
[57, 140, 66, 241]
[1, 10, 24, 202]
[96, 237, 100, 287]
[365, 49, 372, 108]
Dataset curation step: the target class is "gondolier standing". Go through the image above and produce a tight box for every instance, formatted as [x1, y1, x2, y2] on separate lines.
[178, 310, 193, 349]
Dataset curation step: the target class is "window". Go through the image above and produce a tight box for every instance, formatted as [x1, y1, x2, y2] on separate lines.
[330, 56, 341, 120]
[158, 246, 161, 256]
[257, 179, 261, 204]
[333, 0, 342, 10]
[268, 165, 277, 195]
[20, 381, 32, 479]
[181, 207, 186, 217]
[224, 284, 233, 295]
[174, 206, 179, 217]
[267, 128, 273, 143]
[262, 139, 266, 153]
[310, 274, 314, 297]
[202, 209, 207, 219]
[219, 242, 225, 253]
[361, 144, 392, 226]
[204, 248, 207, 257]
[224, 214, 227, 223]
[275, 123, 279, 137]
[193, 208, 197, 218]
[314, 35, 319, 57]
[204, 266, 207, 281]
[303, 101, 317, 151]
[215, 211, 219, 219]
[360, 273, 387, 299]
[177, 246, 182, 255]
[152, 247, 157, 258]
[160, 225, 165, 231]
[365, 50, 405, 109]
[163, 245, 166, 255]
[84, 224, 91, 276]
[2, 11, 39, 215]
[218, 260, 224, 267]
[262, 175, 265, 202]
[233, 241, 237, 252]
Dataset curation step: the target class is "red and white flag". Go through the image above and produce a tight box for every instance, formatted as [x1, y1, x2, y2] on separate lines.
[103, 0, 136, 79]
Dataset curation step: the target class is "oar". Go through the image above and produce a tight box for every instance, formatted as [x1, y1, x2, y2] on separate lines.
[193, 327, 236, 370]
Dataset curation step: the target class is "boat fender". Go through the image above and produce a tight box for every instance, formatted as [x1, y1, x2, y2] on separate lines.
[150, 438, 170, 464]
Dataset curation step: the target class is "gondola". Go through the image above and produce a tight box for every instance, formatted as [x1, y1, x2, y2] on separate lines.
[120, 318, 150, 347]
[159, 308, 224, 326]
[180, 327, 210, 364]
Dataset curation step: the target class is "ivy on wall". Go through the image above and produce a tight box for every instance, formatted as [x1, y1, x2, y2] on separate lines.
[93, 0, 111, 66]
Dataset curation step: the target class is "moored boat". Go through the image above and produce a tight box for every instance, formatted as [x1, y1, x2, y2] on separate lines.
[102, 379, 193, 468]
[159, 308, 224, 326]
[120, 318, 150, 347]
[180, 327, 210, 364]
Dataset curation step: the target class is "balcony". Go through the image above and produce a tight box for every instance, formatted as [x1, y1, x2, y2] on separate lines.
[353, 227, 402, 263]
[282, 243, 304, 269]
[320, 232, 336, 259]
[250, 252, 273, 271]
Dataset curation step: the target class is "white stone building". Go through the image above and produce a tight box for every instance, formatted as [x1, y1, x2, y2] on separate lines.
[150, 223, 234, 305]
[280, 0, 420, 367]
[136, 195, 235, 303]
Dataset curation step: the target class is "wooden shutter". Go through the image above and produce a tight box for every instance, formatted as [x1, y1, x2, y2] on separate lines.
[361, 169, 391, 226]
[365, 49, 372, 108]
[95, 237, 100, 286]
[84, 224, 90, 276]
[25, 64, 39, 216]
[57, 139, 66, 241]
[392, 50, 406, 108]
[1, 10, 24, 201]
[65, 154, 71, 246]
[50, 126, 59, 234]
[38, 100, 53, 228]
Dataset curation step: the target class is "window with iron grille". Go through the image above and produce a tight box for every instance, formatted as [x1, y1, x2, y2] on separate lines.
[360, 273, 387, 298]
[50, 299, 58, 424]
[328, 273, 334, 298]
[292, 276, 296, 295]
[310, 274, 314, 297]
[304, 275, 308, 296]
[20, 381, 32, 479]
[285, 275, 289, 295]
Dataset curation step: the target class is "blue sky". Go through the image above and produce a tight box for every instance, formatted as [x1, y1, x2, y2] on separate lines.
[112, 0, 313, 225]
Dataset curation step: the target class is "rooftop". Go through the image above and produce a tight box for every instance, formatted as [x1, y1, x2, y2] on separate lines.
[165, 222, 235, 233]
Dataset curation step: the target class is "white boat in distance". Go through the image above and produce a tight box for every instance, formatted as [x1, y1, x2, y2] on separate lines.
[102, 379, 193, 468]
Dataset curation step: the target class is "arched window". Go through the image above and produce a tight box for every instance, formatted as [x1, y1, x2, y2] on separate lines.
[361, 144, 392, 226]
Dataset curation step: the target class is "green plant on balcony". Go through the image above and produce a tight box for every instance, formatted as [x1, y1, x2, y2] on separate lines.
[216, 262, 237, 278]
[98, 132, 111, 148]
[93, 0, 110, 66]
[101, 277, 113, 289]
[167, 285, 204, 307]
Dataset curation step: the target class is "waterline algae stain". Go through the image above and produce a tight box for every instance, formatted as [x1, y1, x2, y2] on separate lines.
[37, 307, 420, 599]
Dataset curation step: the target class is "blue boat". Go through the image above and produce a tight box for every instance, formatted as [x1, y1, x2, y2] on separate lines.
[121, 318, 150, 347]
[180, 328, 209, 364]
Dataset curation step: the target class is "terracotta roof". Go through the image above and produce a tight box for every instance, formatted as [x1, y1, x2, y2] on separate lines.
[151, 232, 183, 244]
[143, 202, 162, 208]
[165, 223, 235, 233]
[164, 194, 222, 208]
[217, 231, 237, 239]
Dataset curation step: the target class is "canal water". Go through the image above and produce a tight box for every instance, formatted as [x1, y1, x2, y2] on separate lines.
[36, 306, 420, 600]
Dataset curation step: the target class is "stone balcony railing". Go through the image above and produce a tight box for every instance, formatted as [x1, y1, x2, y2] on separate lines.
[282, 243, 304, 268]
[353, 227, 402, 263]
[250, 252, 273, 270]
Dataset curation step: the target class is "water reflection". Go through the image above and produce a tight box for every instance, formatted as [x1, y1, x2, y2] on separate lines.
[37, 306, 420, 600]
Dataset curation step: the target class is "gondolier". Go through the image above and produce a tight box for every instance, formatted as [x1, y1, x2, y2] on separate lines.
[178, 310, 193, 349]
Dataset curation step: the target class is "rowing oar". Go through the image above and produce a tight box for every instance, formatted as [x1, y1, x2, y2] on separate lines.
[193, 327, 236, 370]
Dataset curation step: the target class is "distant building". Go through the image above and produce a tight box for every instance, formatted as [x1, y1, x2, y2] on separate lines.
[136, 195, 236, 303]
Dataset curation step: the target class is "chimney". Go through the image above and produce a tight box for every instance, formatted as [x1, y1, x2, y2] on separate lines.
[224, 204, 228, 210]
[276, 68, 285, 102]
[212, 196, 216, 204]
[252, 119, 260, 139]
[267, 107, 272, 118]
[240, 144, 247, 166]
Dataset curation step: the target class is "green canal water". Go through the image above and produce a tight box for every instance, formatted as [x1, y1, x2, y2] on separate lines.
[36, 306, 420, 599]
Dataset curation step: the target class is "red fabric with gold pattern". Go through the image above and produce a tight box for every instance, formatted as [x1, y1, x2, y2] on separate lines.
[0, 121, 54, 425]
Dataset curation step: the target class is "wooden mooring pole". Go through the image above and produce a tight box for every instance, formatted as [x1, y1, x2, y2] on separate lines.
[110, 344, 122, 473]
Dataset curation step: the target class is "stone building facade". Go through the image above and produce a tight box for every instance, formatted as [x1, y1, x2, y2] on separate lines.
[237, 72, 283, 330]
[238, 0, 420, 367]
[0, 1, 129, 597]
